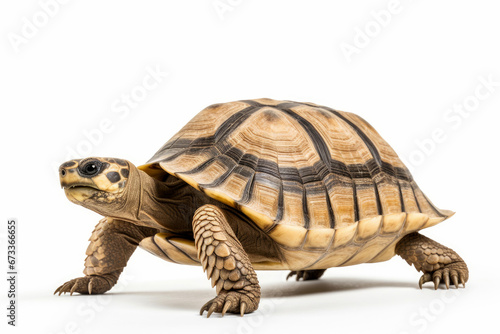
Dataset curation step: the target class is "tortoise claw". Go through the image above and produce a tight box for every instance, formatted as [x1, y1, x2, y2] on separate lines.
[286, 269, 325, 282]
[207, 304, 217, 318]
[417, 262, 468, 290]
[199, 291, 257, 317]
[286, 271, 303, 281]
[418, 273, 431, 289]
[200, 300, 211, 316]
[55, 275, 113, 296]
[221, 301, 232, 317]
[70, 282, 79, 296]
[443, 274, 450, 289]
[240, 302, 247, 317]
[59, 282, 72, 296]
[433, 276, 440, 290]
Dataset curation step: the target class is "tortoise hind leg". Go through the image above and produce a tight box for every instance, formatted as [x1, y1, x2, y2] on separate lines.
[193, 205, 260, 317]
[287, 269, 326, 281]
[396, 232, 469, 289]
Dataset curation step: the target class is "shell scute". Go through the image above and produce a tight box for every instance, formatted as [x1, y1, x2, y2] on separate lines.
[142, 99, 453, 260]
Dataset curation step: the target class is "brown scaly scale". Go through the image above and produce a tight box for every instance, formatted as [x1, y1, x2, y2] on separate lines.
[55, 98, 469, 317]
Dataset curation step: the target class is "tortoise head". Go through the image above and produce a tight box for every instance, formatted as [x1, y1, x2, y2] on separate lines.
[59, 157, 137, 217]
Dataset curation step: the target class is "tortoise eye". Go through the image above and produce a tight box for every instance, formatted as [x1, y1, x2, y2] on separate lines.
[85, 163, 97, 174]
[79, 160, 102, 177]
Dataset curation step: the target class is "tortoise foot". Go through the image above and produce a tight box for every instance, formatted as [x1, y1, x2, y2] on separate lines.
[418, 261, 468, 290]
[200, 290, 258, 317]
[286, 269, 326, 281]
[193, 205, 261, 317]
[54, 271, 120, 295]
[396, 232, 469, 290]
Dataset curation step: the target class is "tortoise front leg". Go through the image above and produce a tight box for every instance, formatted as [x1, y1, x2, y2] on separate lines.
[396, 232, 469, 289]
[193, 205, 260, 317]
[55, 217, 157, 295]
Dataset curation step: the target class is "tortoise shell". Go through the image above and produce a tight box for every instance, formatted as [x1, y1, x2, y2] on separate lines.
[140, 98, 453, 269]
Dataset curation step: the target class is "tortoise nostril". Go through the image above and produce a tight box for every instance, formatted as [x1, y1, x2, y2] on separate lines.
[61, 169, 66, 177]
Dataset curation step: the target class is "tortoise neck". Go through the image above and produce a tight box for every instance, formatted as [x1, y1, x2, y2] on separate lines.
[135, 171, 192, 232]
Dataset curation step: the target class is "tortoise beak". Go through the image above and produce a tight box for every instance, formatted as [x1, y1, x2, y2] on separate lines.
[59, 159, 95, 190]
[59, 160, 100, 203]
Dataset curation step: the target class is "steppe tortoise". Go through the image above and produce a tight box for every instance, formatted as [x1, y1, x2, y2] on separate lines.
[56, 98, 469, 317]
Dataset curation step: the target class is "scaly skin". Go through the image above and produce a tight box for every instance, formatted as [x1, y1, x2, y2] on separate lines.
[54, 218, 157, 295]
[395, 232, 468, 289]
[193, 205, 260, 317]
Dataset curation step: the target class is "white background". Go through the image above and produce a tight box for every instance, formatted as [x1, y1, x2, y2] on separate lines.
[1, 1, 499, 333]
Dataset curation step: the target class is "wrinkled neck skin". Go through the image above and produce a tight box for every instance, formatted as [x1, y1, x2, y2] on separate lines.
[133, 169, 194, 233]
[81, 163, 194, 233]
[87, 164, 199, 236]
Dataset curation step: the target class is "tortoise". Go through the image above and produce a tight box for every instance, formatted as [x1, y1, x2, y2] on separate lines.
[55, 98, 469, 317]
